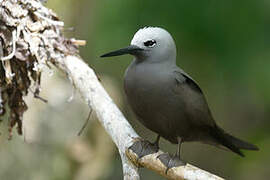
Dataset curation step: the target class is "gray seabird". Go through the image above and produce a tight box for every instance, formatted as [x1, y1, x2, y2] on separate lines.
[101, 27, 258, 163]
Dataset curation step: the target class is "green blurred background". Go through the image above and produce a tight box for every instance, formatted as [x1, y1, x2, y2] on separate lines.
[0, 0, 269, 179]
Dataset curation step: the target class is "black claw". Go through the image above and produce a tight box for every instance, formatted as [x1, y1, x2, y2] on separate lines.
[129, 139, 159, 163]
[157, 153, 186, 174]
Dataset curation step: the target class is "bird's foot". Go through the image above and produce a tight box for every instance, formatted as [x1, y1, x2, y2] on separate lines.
[157, 153, 186, 174]
[129, 139, 159, 164]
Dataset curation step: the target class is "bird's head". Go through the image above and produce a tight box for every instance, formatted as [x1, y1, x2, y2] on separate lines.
[101, 27, 177, 63]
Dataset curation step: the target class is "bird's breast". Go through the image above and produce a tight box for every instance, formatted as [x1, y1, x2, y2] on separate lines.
[124, 62, 175, 120]
[124, 63, 171, 104]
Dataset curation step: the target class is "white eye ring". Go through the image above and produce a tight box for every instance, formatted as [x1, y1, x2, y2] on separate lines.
[144, 40, 156, 47]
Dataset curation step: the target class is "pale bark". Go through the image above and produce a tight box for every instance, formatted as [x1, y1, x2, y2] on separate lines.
[56, 55, 140, 180]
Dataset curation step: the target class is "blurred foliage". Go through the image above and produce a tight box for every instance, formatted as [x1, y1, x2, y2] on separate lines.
[1, 0, 270, 179]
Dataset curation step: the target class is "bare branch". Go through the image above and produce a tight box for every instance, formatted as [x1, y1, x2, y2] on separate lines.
[56, 55, 140, 180]
[77, 108, 92, 136]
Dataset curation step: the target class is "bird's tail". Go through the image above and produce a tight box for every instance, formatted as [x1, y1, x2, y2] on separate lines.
[210, 125, 259, 157]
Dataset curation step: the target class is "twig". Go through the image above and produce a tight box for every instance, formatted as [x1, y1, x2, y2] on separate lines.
[1, 29, 16, 61]
[77, 108, 93, 136]
[34, 11, 64, 26]
[29, 88, 48, 103]
[70, 39, 86, 46]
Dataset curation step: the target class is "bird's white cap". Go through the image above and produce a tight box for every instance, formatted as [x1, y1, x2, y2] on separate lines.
[130, 27, 177, 63]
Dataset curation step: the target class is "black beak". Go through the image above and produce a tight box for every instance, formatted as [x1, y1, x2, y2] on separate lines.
[100, 45, 143, 58]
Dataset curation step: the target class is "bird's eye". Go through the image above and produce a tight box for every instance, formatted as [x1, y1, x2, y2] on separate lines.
[144, 40, 156, 47]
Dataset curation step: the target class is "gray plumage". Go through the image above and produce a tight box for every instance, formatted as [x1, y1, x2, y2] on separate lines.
[101, 27, 258, 157]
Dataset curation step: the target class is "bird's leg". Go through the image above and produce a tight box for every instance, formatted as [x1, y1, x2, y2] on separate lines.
[158, 137, 186, 174]
[176, 136, 182, 158]
[152, 134, 160, 149]
[128, 135, 161, 164]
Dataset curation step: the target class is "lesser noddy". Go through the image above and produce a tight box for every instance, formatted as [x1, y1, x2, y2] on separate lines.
[100, 27, 258, 164]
